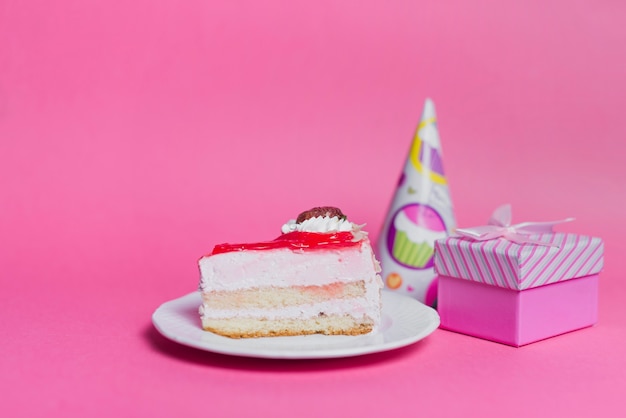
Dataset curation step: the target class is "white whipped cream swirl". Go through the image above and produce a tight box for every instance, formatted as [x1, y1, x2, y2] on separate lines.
[281, 215, 355, 234]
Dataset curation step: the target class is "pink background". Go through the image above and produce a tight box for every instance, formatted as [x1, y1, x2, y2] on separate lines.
[2, 1, 625, 417]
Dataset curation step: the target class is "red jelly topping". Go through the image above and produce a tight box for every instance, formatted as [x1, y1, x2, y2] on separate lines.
[210, 231, 359, 255]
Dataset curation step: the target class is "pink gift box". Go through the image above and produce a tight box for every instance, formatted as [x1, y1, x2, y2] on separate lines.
[434, 232, 604, 346]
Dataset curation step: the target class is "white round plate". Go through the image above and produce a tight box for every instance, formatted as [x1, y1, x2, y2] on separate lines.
[152, 290, 440, 359]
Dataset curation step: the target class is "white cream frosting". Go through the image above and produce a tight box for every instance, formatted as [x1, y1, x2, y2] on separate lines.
[281, 215, 357, 234]
[200, 241, 380, 291]
[200, 297, 376, 321]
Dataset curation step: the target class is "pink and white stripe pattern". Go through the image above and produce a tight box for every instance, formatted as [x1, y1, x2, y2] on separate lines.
[434, 233, 604, 290]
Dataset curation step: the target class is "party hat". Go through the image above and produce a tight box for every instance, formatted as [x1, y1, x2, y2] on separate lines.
[377, 98, 456, 307]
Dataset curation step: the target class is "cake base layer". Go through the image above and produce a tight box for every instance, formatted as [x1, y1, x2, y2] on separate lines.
[202, 314, 374, 339]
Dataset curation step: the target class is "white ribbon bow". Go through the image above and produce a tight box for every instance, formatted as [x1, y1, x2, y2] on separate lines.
[455, 204, 574, 247]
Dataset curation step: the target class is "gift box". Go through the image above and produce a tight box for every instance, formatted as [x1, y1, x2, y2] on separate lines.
[434, 205, 604, 346]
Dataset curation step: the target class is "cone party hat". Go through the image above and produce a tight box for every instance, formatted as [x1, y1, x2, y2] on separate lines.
[377, 98, 456, 307]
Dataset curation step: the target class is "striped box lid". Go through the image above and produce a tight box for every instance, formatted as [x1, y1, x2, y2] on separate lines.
[434, 233, 604, 290]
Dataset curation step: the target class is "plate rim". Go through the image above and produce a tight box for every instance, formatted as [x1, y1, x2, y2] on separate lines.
[152, 290, 440, 359]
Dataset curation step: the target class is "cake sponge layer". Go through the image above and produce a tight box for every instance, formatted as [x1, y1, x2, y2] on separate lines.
[202, 282, 366, 310]
[202, 315, 374, 338]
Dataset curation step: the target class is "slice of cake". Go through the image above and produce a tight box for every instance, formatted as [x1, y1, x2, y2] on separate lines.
[198, 207, 383, 338]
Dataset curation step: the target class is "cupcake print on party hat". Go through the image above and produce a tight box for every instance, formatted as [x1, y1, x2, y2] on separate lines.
[377, 98, 456, 306]
[390, 204, 447, 268]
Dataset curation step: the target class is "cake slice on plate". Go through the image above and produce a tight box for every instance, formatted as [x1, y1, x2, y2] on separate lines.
[198, 207, 383, 338]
